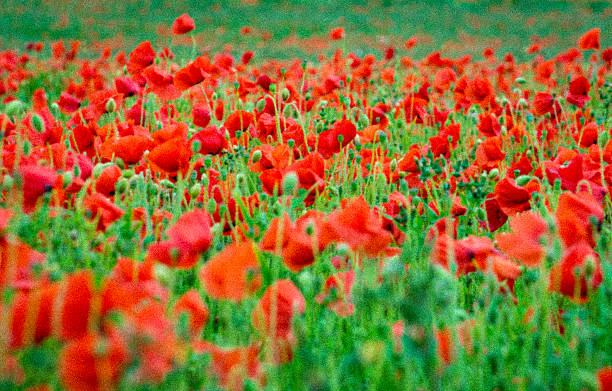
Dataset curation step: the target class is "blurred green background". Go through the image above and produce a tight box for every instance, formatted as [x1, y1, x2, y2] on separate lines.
[0, 0, 610, 59]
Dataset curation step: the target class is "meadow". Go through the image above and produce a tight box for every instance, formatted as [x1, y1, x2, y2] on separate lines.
[0, 1, 612, 390]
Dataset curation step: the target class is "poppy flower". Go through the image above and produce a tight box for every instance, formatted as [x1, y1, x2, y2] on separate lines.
[18, 164, 60, 213]
[56, 91, 80, 113]
[58, 331, 128, 391]
[127, 41, 156, 76]
[199, 241, 261, 302]
[95, 164, 122, 196]
[320, 197, 392, 257]
[174, 57, 208, 92]
[330, 27, 344, 40]
[146, 137, 191, 175]
[173, 289, 209, 337]
[566, 76, 591, 108]
[252, 279, 305, 339]
[316, 270, 355, 316]
[223, 110, 255, 138]
[578, 28, 600, 51]
[598, 367, 612, 391]
[465, 76, 494, 106]
[114, 76, 141, 97]
[496, 212, 549, 267]
[195, 342, 263, 391]
[99, 135, 154, 165]
[533, 92, 560, 117]
[260, 213, 316, 272]
[317, 119, 357, 159]
[549, 242, 602, 302]
[142, 65, 181, 101]
[172, 13, 195, 35]
[190, 126, 226, 155]
[146, 208, 213, 269]
[494, 178, 537, 216]
[83, 193, 125, 231]
[555, 191, 603, 248]
[192, 104, 211, 128]
[484, 195, 507, 235]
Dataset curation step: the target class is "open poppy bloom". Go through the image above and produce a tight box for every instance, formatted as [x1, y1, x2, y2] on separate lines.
[566, 76, 591, 108]
[146, 208, 213, 269]
[194, 342, 263, 391]
[316, 270, 355, 316]
[555, 191, 603, 248]
[172, 13, 195, 35]
[173, 289, 209, 337]
[578, 28, 600, 51]
[127, 41, 156, 76]
[199, 241, 261, 302]
[251, 279, 305, 339]
[320, 196, 392, 258]
[496, 212, 550, 267]
[549, 242, 602, 302]
[259, 213, 317, 272]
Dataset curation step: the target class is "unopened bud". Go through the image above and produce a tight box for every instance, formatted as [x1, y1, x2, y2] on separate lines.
[282, 171, 299, 195]
[32, 114, 45, 133]
[105, 98, 116, 113]
[251, 149, 262, 163]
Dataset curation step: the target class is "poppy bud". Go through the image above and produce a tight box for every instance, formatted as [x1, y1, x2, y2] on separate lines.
[32, 114, 45, 133]
[191, 139, 202, 153]
[154, 263, 173, 287]
[488, 168, 499, 180]
[336, 243, 350, 256]
[105, 98, 116, 113]
[50, 102, 59, 114]
[122, 168, 134, 179]
[204, 156, 213, 168]
[256, 99, 266, 112]
[358, 113, 369, 128]
[115, 157, 125, 170]
[584, 256, 596, 278]
[160, 179, 174, 189]
[3, 175, 14, 190]
[287, 139, 295, 148]
[236, 99, 243, 110]
[515, 175, 532, 187]
[189, 184, 201, 198]
[282, 172, 299, 195]
[390, 158, 398, 172]
[62, 171, 73, 188]
[73, 164, 81, 178]
[207, 198, 217, 214]
[282, 104, 294, 118]
[378, 131, 387, 144]
[514, 77, 526, 85]
[269, 84, 276, 93]
[281, 88, 290, 101]
[252, 149, 262, 163]
[116, 178, 128, 194]
[23, 140, 32, 156]
[5, 100, 25, 117]
[211, 222, 223, 236]
[93, 163, 106, 179]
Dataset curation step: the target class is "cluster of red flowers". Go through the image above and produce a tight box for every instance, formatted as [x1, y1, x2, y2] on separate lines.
[0, 13, 611, 390]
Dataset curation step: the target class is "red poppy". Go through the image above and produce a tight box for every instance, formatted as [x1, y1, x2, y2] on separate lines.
[555, 191, 603, 248]
[223, 110, 255, 137]
[316, 270, 355, 316]
[496, 212, 549, 267]
[330, 27, 345, 40]
[199, 241, 261, 302]
[494, 178, 537, 216]
[317, 119, 357, 159]
[95, 164, 122, 196]
[260, 213, 317, 272]
[578, 28, 600, 51]
[18, 164, 60, 213]
[58, 331, 128, 391]
[146, 137, 191, 175]
[83, 193, 125, 231]
[173, 289, 209, 337]
[465, 76, 494, 106]
[146, 208, 213, 269]
[195, 342, 262, 391]
[174, 57, 208, 92]
[320, 197, 392, 257]
[190, 126, 226, 155]
[192, 104, 211, 127]
[566, 76, 591, 108]
[142, 65, 181, 101]
[127, 41, 156, 76]
[57, 91, 81, 113]
[172, 13, 195, 35]
[99, 135, 154, 165]
[252, 279, 305, 339]
[598, 367, 612, 391]
[549, 242, 602, 302]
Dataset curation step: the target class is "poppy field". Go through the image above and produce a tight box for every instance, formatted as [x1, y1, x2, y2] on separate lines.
[1, 2, 612, 390]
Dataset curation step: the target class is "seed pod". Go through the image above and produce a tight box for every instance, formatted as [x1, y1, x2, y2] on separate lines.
[32, 114, 45, 133]
[282, 172, 299, 195]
